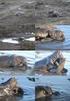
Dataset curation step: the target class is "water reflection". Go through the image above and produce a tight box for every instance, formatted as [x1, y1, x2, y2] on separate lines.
[35, 97, 52, 101]
[0, 96, 23, 101]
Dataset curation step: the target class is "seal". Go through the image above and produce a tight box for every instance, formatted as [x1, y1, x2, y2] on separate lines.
[35, 50, 67, 75]
[0, 78, 24, 97]
[0, 55, 27, 70]
[36, 27, 65, 41]
[35, 86, 53, 99]
[35, 86, 60, 101]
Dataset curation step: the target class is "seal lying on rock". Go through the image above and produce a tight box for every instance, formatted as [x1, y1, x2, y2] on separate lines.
[36, 28, 65, 41]
[48, 30, 65, 41]
[0, 55, 27, 70]
[35, 50, 67, 75]
[0, 78, 24, 97]
[35, 86, 60, 101]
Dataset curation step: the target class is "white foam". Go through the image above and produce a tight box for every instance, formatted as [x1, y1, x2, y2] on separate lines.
[1, 38, 19, 44]
[26, 37, 35, 41]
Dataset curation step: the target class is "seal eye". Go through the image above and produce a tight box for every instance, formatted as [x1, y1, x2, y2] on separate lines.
[43, 90, 46, 94]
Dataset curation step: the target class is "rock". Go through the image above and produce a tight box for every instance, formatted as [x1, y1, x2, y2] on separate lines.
[27, 77, 35, 82]
[48, 10, 62, 18]
[0, 78, 24, 97]
[0, 55, 27, 70]
[21, 24, 35, 33]
[35, 50, 66, 75]
[0, 2, 5, 5]
[35, 1, 44, 9]
[20, 40, 35, 50]
[35, 86, 53, 99]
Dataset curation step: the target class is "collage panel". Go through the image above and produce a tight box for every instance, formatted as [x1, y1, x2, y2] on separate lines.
[0, 51, 35, 74]
[35, 75, 70, 101]
[35, 25, 70, 50]
[0, 51, 35, 101]
[0, 75, 35, 101]
[0, 0, 35, 50]
[35, 50, 70, 75]
[34, 0, 70, 25]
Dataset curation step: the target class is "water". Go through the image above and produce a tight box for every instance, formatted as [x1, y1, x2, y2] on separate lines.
[26, 37, 35, 41]
[0, 36, 35, 44]
[1, 38, 19, 44]
[36, 25, 70, 50]
[36, 51, 70, 75]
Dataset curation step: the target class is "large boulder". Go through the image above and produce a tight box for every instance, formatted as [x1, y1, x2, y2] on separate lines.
[0, 55, 27, 70]
[35, 50, 67, 75]
[0, 78, 24, 97]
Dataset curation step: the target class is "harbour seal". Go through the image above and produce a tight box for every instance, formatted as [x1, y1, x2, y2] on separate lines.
[35, 86, 53, 99]
[0, 55, 27, 70]
[36, 28, 65, 41]
[35, 86, 60, 101]
[0, 78, 24, 97]
[35, 50, 67, 75]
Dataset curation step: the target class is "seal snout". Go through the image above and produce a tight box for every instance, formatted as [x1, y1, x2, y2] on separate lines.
[13, 87, 24, 96]
[35, 86, 53, 99]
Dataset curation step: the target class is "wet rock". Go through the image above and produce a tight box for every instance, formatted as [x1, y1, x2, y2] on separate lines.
[48, 10, 62, 18]
[0, 2, 5, 5]
[35, 1, 44, 9]
[0, 55, 27, 70]
[35, 50, 66, 75]
[27, 77, 35, 82]
[20, 40, 35, 50]
[0, 78, 24, 97]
